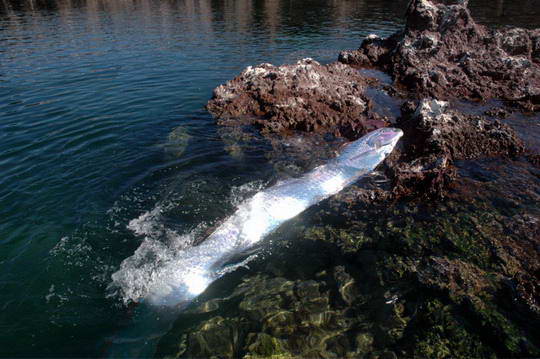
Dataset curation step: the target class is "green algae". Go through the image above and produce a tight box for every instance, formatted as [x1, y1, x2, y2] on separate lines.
[244, 333, 289, 359]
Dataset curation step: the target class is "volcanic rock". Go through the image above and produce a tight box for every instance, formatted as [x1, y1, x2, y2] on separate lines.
[207, 58, 387, 139]
[378, 99, 524, 198]
[339, 0, 540, 111]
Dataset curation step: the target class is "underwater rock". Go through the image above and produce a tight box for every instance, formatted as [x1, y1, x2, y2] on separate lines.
[310, 157, 539, 357]
[156, 271, 368, 358]
[339, 0, 540, 111]
[217, 124, 348, 178]
[207, 58, 387, 139]
[157, 153, 540, 357]
[162, 125, 191, 158]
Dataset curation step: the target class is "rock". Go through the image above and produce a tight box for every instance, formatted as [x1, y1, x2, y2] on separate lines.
[160, 125, 191, 158]
[334, 265, 358, 306]
[210, 58, 525, 200]
[243, 333, 287, 359]
[484, 107, 511, 119]
[207, 58, 387, 140]
[315, 156, 540, 357]
[182, 316, 246, 358]
[383, 99, 524, 199]
[181, 3, 540, 357]
[402, 99, 523, 159]
[339, 0, 540, 111]
[156, 271, 366, 358]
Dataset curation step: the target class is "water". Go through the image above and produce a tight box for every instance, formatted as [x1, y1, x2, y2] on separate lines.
[0, 0, 537, 357]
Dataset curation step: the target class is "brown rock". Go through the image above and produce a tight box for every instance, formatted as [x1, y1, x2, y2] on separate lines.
[388, 99, 524, 198]
[207, 58, 387, 139]
[339, 0, 540, 111]
[398, 99, 524, 160]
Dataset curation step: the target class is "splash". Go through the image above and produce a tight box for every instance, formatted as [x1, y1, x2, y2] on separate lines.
[108, 181, 264, 305]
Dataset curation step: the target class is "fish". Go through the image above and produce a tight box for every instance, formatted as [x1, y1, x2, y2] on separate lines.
[115, 127, 403, 307]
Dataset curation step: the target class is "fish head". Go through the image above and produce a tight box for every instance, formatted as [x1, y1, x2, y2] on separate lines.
[364, 127, 403, 155]
[339, 127, 403, 168]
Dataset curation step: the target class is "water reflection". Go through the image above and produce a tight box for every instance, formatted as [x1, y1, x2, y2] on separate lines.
[0, 0, 407, 35]
[0, 0, 414, 72]
[2, 0, 538, 54]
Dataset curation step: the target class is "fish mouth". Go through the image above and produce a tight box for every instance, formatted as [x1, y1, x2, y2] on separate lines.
[367, 127, 403, 148]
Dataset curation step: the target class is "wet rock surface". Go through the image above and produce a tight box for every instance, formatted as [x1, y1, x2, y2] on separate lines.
[339, 0, 540, 111]
[385, 99, 525, 198]
[214, 88, 527, 202]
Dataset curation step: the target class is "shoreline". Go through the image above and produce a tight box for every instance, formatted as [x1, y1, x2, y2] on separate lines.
[157, 0, 540, 357]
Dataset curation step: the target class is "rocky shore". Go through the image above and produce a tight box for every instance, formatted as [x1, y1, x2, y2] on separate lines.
[158, 0, 540, 357]
[339, 0, 540, 111]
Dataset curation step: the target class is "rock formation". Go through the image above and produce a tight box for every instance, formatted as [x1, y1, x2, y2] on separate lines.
[207, 58, 386, 139]
[159, 0, 540, 357]
[386, 99, 524, 198]
[339, 0, 540, 111]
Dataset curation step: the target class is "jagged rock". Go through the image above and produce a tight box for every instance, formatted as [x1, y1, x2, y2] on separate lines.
[385, 99, 524, 198]
[339, 0, 540, 111]
[207, 58, 387, 139]
[402, 99, 523, 159]
[181, 4, 540, 357]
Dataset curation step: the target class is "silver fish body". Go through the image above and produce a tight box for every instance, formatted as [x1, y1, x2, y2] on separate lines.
[141, 127, 403, 306]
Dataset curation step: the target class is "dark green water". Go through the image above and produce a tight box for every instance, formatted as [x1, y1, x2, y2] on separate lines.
[0, 0, 538, 357]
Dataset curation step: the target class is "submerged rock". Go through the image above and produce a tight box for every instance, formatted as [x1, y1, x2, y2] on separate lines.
[339, 0, 540, 111]
[207, 58, 387, 139]
[161, 125, 191, 158]
[156, 268, 407, 359]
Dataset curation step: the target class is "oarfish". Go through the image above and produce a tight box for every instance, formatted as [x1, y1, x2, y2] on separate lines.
[131, 127, 402, 307]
